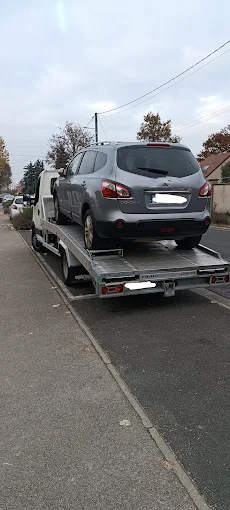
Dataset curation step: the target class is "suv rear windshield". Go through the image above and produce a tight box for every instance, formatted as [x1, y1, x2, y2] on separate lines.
[15, 197, 23, 204]
[117, 146, 200, 178]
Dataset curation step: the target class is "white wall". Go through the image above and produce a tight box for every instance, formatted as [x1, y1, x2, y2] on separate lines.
[212, 184, 230, 213]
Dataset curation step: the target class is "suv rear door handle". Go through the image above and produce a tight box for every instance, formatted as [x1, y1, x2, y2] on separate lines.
[81, 181, 86, 187]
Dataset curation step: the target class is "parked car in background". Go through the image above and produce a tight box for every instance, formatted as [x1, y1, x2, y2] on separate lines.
[9, 196, 24, 219]
[30, 194, 35, 206]
[53, 141, 212, 250]
[2, 194, 14, 205]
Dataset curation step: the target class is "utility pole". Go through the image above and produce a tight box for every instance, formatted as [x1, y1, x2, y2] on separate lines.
[95, 113, 98, 144]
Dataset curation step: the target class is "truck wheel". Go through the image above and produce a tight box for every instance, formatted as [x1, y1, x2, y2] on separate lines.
[176, 235, 202, 250]
[54, 195, 70, 225]
[84, 209, 106, 250]
[61, 251, 72, 286]
[31, 229, 44, 252]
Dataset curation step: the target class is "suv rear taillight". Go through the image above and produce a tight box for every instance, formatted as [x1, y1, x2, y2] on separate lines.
[12, 204, 17, 209]
[101, 180, 131, 198]
[199, 182, 212, 197]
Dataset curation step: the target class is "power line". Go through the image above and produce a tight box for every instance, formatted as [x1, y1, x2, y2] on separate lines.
[98, 117, 108, 141]
[84, 115, 95, 128]
[175, 106, 230, 132]
[101, 47, 230, 119]
[99, 39, 230, 115]
[173, 105, 230, 134]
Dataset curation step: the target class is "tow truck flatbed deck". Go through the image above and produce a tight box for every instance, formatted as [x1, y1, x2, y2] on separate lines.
[39, 220, 230, 298]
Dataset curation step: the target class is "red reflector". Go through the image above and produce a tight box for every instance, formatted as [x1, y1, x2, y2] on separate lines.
[161, 227, 175, 232]
[12, 204, 17, 209]
[204, 216, 211, 225]
[211, 276, 217, 284]
[147, 143, 170, 147]
[224, 274, 229, 283]
[116, 220, 124, 228]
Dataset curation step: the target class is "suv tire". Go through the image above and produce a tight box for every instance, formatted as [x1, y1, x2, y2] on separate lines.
[84, 209, 106, 250]
[54, 195, 69, 225]
[176, 235, 202, 250]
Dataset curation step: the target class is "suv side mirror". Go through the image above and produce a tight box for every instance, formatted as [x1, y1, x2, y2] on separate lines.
[58, 168, 66, 177]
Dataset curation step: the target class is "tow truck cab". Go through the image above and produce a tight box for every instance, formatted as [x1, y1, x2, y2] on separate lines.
[32, 169, 58, 236]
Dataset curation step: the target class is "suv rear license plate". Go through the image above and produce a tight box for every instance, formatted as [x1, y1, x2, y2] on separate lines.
[149, 194, 187, 204]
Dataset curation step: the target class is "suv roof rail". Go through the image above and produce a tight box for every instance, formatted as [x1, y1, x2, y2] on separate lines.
[88, 141, 117, 147]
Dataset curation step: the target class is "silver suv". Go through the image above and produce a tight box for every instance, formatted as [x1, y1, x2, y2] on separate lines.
[53, 141, 211, 250]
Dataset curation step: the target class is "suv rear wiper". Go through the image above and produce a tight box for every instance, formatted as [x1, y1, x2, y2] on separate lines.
[136, 167, 168, 175]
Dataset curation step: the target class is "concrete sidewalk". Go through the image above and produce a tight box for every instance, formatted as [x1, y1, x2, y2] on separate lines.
[0, 213, 199, 510]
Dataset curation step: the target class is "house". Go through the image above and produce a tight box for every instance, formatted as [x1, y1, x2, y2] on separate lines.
[199, 153, 230, 184]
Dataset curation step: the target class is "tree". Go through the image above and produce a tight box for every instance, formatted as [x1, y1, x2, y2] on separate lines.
[46, 121, 93, 169]
[22, 159, 44, 194]
[0, 136, 12, 192]
[197, 125, 230, 162]
[137, 112, 181, 143]
[221, 161, 230, 183]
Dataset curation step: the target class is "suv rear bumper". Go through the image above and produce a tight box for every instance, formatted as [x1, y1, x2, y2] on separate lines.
[95, 218, 210, 240]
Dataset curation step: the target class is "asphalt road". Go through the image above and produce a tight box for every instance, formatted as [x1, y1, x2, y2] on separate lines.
[21, 225, 230, 509]
[203, 226, 230, 299]
[73, 291, 230, 510]
[203, 226, 230, 262]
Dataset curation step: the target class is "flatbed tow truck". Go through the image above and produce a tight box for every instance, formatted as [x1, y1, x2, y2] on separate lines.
[31, 169, 230, 299]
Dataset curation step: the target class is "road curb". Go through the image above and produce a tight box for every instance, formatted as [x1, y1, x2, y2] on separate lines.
[193, 287, 230, 311]
[18, 231, 212, 510]
[211, 224, 230, 230]
[149, 427, 210, 510]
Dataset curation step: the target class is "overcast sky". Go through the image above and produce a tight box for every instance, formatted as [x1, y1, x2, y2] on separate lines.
[1, 0, 230, 183]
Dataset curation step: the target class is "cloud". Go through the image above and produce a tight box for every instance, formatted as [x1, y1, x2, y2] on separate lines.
[1, 0, 230, 180]
[56, 0, 68, 33]
[86, 101, 116, 112]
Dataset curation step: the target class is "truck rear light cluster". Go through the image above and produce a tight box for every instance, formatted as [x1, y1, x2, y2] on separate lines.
[102, 284, 123, 295]
[211, 274, 229, 284]
[199, 182, 212, 197]
[101, 180, 131, 199]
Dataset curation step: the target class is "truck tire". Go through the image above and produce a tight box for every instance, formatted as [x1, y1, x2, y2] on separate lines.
[61, 251, 72, 285]
[31, 229, 44, 252]
[176, 235, 202, 250]
[54, 195, 70, 225]
[83, 209, 106, 250]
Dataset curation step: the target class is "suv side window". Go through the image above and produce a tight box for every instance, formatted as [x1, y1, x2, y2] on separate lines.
[78, 151, 96, 175]
[94, 151, 107, 171]
[66, 153, 83, 177]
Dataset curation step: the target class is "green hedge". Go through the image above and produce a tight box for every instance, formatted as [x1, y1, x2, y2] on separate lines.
[212, 211, 230, 225]
[3, 199, 13, 214]
[12, 206, 33, 230]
